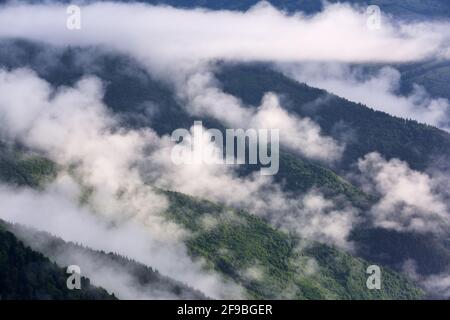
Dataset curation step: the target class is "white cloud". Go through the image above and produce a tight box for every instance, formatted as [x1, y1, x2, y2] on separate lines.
[0, 67, 356, 254]
[178, 69, 343, 162]
[421, 273, 450, 298]
[0, 68, 166, 223]
[0, 2, 449, 67]
[357, 152, 449, 233]
[143, 122, 354, 250]
[268, 190, 358, 251]
[250, 93, 343, 161]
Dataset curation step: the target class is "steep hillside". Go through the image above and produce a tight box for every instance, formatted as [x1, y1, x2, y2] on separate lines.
[217, 64, 450, 172]
[1, 41, 450, 288]
[0, 223, 115, 300]
[216, 64, 450, 278]
[0, 142, 57, 188]
[0, 144, 207, 299]
[0, 0, 449, 302]
[1, 39, 449, 300]
[4, 222, 208, 300]
[163, 190, 424, 299]
[0, 140, 424, 299]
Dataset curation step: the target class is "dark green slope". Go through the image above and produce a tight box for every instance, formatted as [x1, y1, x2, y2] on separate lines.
[163, 190, 424, 299]
[0, 142, 57, 188]
[0, 224, 115, 300]
[4, 222, 208, 300]
[397, 60, 450, 101]
[351, 228, 450, 276]
[238, 151, 370, 208]
[277, 153, 370, 208]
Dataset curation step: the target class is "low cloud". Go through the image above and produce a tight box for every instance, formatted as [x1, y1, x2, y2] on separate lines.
[178, 69, 343, 162]
[0, 68, 243, 299]
[357, 152, 450, 234]
[250, 93, 344, 161]
[421, 273, 450, 298]
[0, 67, 355, 301]
[144, 123, 355, 250]
[0, 68, 167, 225]
[267, 190, 358, 251]
[0, 180, 241, 299]
[0, 67, 351, 298]
[0, 2, 449, 66]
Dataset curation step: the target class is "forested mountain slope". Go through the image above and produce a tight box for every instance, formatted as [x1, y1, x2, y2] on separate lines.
[0, 0, 449, 301]
[1, 40, 450, 289]
[216, 64, 450, 278]
[162, 190, 423, 299]
[0, 140, 425, 299]
[0, 223, 115, 300]
[3, 222, 208, 300]
[217, 64, 450, 172]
